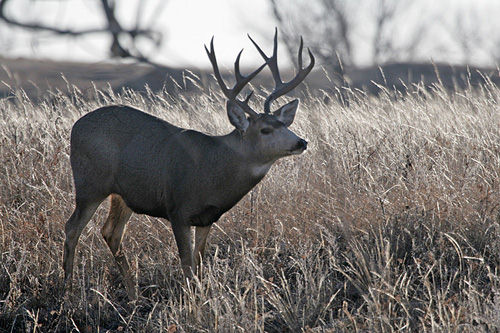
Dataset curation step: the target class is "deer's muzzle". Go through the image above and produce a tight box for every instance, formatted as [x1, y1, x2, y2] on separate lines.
[290, 138, 307, 154]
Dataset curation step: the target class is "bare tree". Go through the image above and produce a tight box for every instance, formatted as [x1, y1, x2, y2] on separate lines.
[270, 0, 352, 71]
[372, 0, 430, 64]
[0, 0, 165, 65]
[446, 6, 488, 65]
[269, 0, 431, 68]
[373, 0, 403, 63]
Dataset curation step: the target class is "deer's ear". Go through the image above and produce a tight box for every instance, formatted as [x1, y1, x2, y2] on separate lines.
[273, 99, 299, 127]
[226, 101, 249, 132]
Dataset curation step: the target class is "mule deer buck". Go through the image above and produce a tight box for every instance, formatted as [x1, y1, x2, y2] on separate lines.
[63, 30, 314, 300]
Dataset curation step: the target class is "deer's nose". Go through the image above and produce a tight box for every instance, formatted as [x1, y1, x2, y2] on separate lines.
[297, 139, 308, 150]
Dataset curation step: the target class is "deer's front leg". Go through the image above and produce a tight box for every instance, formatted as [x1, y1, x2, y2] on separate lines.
[194, 225, 211, 276]
[171, 223, 194, 279]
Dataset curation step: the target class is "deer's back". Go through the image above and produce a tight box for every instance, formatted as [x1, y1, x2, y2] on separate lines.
[71, 105, 182, 146]
[69, 105, 183, 203]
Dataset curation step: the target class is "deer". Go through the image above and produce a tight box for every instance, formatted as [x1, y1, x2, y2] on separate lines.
[62, 29, 314, 300]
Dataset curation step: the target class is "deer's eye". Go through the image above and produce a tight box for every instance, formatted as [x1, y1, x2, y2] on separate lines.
[260, 128, 273, 135]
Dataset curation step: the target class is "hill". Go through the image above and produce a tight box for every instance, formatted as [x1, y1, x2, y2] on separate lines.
[1, 56, 499, 101]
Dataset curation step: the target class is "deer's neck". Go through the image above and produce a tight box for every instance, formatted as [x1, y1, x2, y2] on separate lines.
[218, 130, 274, 181]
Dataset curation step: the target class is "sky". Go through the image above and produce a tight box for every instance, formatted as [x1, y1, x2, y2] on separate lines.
[0, 0, 499, 70]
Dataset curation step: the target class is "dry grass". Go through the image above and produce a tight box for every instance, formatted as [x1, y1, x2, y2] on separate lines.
[0, 77, 499, 332]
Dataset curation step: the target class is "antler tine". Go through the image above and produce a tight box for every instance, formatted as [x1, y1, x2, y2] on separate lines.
[298, 36, 303, 69]
[249, 29, 315, 113]
[243, 91, 254, 104]
[234, 50, 266, 96]
[205, 37, 231, 97]
[248, 28, 283, 90]
[205, 37, 265, 117]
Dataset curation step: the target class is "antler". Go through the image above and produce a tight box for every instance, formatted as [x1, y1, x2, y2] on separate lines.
[205, 37, 265, 117]
[248, 28, 315, 113]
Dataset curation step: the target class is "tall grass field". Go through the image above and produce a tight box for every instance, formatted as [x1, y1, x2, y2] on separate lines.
[0, 76, 499, 332]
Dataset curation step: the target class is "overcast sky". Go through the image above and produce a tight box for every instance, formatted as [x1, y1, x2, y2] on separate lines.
[0, 0, 498, 69]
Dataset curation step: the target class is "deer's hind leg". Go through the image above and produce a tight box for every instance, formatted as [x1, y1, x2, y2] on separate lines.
[101, 194, 136, 300]
[63, 198, 103, 284]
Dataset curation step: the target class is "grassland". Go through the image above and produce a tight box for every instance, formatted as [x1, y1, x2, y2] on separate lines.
[0, 77, 499, 332]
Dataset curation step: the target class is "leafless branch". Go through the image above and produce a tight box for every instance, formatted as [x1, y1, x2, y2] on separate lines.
[0, 0, 157, 38]
[0, 0, 163, 61]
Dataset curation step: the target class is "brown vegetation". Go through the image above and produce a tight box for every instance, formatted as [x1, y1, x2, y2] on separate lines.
[0, 77, 499, 331]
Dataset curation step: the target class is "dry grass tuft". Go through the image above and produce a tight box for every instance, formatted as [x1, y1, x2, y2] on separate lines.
[0, 79, 499, 332]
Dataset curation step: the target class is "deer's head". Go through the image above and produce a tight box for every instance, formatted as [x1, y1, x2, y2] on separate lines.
[205, 29, 314, 163]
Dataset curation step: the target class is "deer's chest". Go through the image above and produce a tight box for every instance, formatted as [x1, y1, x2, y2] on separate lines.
[188, 205, 224, 227]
